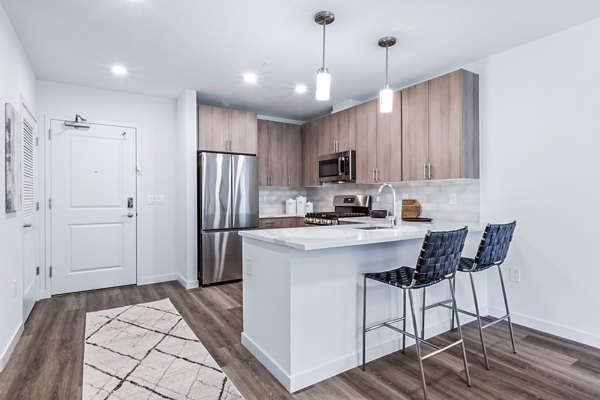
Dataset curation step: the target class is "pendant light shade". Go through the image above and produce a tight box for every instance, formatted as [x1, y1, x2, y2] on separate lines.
[378, 36, 397, 113]
[379, 85, 394, 113]
[316, 68, 331, 101]
[314, 11, 335, 101]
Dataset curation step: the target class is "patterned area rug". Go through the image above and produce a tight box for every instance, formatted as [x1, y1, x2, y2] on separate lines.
[83, 298, 243, 400]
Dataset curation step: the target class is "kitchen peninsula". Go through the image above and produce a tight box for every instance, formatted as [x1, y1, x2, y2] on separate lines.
[239, 221, 484, 392]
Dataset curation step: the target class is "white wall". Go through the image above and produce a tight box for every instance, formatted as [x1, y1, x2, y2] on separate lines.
[466, 17, 600, 347]
[175, 90, 198, 288]
[36, 80, 184, 291]
[0, 3, 36, 370]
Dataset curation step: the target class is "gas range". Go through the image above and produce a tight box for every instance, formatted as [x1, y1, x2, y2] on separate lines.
[304, 195, 371, 226]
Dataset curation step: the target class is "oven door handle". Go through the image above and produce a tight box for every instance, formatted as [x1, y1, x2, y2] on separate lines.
[338, 157, 344, 176]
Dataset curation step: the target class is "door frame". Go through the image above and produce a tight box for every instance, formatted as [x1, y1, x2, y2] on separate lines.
[20, 97, 39, 318]
[42, 116, 139, 297]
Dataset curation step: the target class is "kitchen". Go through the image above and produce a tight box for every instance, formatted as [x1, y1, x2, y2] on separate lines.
[1, 1, 600, 400]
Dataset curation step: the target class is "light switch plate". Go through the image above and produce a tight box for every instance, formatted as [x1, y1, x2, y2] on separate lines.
[402, 193, 409, 200]
[509, 268, 521, 283]
[448, 193, 457, 205]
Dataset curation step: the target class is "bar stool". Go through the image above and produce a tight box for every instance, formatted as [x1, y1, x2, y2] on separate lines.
[421, 221, 517, 370]
[362, 227, 471, 400]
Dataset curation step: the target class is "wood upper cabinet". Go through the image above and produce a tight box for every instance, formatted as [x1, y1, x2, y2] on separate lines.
[375, 91, 402, 183]
[257, 120, 302, 187]
[402, 82, 429, 181]
[197, 105, 257, 154]
[353, 100, 378, 184]
[401, 69, 479, 181]
[229, 108, 258, 154]
[318, 116, 334, 156]
[198, 105, 229, 152]
[317, 109, 355, 156]
[257, 120, 270, 186]
[284, 124, 302, 187]
[301, 119, 320, 187]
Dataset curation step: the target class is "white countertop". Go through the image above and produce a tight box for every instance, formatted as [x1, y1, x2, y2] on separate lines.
[240, 220, 484, 251]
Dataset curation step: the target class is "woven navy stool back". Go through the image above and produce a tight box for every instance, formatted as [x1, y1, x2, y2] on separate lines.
[475, 221, 516, 268]
[413, 227, 468, 285]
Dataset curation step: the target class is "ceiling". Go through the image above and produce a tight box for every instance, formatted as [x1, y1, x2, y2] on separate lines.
[3, 0, 600, 121]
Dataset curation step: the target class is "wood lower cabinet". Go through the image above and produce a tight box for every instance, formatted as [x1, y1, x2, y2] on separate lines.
[259, 217, 304, 229]
[301, 119, 320, 187]
[257, 120, 302, 187]
[198, 105, 257, 154]
[402, 69, 479, 181]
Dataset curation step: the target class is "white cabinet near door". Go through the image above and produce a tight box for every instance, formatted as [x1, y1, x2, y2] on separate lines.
[50, 120, 137, 294]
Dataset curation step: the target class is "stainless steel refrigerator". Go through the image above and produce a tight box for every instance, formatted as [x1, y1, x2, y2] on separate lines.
[198, 152, 258, 285]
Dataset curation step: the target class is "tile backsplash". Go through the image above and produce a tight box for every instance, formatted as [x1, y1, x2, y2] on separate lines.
[260, 180, 479, 222]
[259, 187, 308, 216]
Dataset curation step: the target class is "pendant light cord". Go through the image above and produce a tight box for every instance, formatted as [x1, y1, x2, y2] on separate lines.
[322, 23, 326, 69]
[385, 45, 389, 85]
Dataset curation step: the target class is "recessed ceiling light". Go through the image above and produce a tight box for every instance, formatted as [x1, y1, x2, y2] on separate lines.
[243, 73, 257, 84]
[111, 65, 128, 76]
[295, 84, 307, 94]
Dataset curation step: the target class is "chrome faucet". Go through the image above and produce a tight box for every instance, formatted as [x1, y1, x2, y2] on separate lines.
[376, 183, 397, 227]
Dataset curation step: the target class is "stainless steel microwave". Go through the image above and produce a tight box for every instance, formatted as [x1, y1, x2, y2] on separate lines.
[318, 150, 356, 183]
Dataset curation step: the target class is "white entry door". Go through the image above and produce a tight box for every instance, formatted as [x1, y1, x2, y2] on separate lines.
[50, 120, 137, 295]
[22, 111, 38, 320]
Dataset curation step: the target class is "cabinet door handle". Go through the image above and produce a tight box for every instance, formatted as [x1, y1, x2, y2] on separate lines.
[372, 169, 376, 182]
[424, 163, 427, 180]
[428, 163, 432, 180]
[376, 169, 380, 182]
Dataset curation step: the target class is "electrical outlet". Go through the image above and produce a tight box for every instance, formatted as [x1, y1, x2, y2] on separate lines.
[245, 257, 253, 276]
[509, 268, 520, 283]
[402, 193, 409, 200]
[147, 194, 166, 205]
[448, 193, 457, 205]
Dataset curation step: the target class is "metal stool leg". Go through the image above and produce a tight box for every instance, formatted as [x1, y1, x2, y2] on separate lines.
[498, 265, 517, 354]
[402, 289, 407, 353]
[362, 275, 367, 370]
[469, 272, 490, 370]
[421, 287, 426, 340]
[449, 279, 472, 387]
[450, 278, 456, 331]
[408, 290, 428, 400]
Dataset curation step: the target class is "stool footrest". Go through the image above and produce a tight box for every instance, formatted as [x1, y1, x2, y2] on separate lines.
[424, 299, 453, 311]
[421, 339, 463, 360]
[365, 316, 406, 333]
[482, 314, 509, 329]
[375, 323, 441, 351]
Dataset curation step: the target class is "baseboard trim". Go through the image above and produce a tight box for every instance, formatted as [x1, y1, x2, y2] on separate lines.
[241, 314, 475, 393]
[177, 274, 199, 290]
[488, 306, 600, 349]
[0, 322, 24, 372]
[138, 273, 180, 286]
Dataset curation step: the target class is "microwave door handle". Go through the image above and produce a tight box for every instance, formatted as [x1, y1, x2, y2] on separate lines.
[338, 157, 343, 176]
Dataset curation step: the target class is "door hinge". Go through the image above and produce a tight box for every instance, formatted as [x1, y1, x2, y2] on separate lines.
[36, 201, 40, 211]
[48, 198, 52, 209]
[35, 137, 39, 146]
[49, 266, 52, 278]
[36, 266, 40, 276]
[48, 128, 51, 140]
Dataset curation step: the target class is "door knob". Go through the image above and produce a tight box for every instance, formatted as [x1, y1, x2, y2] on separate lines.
[122, 213, 134, 218]
[23, 224, 32, 228]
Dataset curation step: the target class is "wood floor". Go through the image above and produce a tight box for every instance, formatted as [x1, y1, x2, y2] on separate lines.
[1, 281, 599, 400]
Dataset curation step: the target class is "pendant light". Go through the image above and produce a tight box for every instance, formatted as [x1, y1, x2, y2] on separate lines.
[378, 36, 396, 113]
[314, 11, 335, 101]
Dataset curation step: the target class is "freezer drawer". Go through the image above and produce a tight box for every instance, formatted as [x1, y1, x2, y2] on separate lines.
[200, 230, 243, 285]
